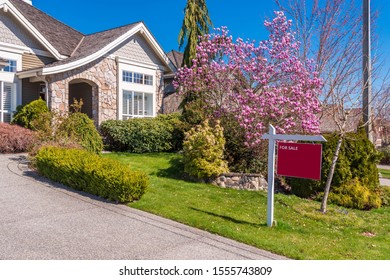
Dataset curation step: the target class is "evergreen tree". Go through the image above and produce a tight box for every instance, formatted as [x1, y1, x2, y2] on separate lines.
[178, 0, 212, 67]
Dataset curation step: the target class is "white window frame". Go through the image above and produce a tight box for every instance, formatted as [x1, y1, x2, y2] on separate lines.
[0, 81, 16, 123]
[0, 51, 21, 122]
[117, 61, 157, 120]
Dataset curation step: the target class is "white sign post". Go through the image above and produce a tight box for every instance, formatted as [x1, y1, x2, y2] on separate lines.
[262, 124, 327, 227]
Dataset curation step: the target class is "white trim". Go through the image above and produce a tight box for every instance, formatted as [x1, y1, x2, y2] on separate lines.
[43, 23, 173, 75]
[0, 42, 54, 58]
[1, 1, 67, 60]
[117, 61, 157, 120]
[116, 57, 159, 70]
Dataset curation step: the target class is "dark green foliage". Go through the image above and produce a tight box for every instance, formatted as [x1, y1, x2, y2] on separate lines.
[11, 99, 49, 130]
[288, 130, 382, 209]
[34, 146, 148, 203]
[221, 115, 267, 174]
[178, 0, 212, 66]
[100, 113, 184, 153]
[379, 146, 390, 165]
[57, 112, 103, 154]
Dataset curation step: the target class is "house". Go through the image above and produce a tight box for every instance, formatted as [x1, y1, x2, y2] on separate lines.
[0, 0, 175, 124]
[319, 105, 384, 147]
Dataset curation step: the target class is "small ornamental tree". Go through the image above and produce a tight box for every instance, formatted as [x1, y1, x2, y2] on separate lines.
[183, 120, 229, 180]
[174, 11, 322, 148]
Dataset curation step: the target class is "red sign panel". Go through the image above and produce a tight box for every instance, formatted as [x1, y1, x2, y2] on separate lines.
[277, 142, 323, 180]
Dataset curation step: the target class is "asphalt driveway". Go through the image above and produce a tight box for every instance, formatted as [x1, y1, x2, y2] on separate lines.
[0, 153, 286, 260]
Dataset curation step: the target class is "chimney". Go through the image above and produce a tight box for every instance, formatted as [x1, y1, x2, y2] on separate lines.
[23, 0, 33, 5]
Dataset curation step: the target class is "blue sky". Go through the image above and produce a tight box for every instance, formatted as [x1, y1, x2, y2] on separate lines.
[32, 0, 390, 70]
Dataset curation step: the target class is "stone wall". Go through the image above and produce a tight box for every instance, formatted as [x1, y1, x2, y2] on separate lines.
[47, 57, 117, 125]
[211, 173, 268, 192]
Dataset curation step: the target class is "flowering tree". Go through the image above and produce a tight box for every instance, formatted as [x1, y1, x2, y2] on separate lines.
[174, 12, 322, 148]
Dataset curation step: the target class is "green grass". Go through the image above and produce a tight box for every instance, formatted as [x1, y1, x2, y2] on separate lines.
[104, 152, 390, 260]
[379, 168, 390, 179]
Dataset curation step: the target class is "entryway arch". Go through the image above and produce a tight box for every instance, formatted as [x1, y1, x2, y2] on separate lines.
[68, 79, 98, 121]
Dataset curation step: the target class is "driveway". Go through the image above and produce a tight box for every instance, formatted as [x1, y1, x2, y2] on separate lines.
[0, 153, 287, 260]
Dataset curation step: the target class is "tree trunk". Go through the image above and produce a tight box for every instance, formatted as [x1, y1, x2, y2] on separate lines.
[320, 135, 344, 213]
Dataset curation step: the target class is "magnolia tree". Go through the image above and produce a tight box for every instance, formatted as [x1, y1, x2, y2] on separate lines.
[174, 11, 322, 148]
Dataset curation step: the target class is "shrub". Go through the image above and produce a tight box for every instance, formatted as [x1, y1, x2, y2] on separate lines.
[183, 120, 229, 180]
[289, 130, 382, 200]
[379, 146, 390, 165]
[100, 113, 184, 153]
[379, 187, 390, 207]
[328, 178, 382, 210]
[56, 112, 103, 154]
[221, 114, 267, 174]
[11, 99, 49, 130]
[0, 123, 36, 153]
[34, 146, 148, 203]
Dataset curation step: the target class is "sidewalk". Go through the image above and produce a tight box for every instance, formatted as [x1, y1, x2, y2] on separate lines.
[0, 153, 288, 260]
[378, 165, 390, 186]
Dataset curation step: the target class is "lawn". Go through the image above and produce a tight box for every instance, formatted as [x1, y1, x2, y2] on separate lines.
[379, 168, 390, 179]
[104, 152, 390, 260]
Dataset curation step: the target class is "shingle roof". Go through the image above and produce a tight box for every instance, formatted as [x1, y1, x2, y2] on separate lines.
[319, 106, 363, 133]
[167, 50, 184, 70]
[46, 23, 140, 67]
[9, 0, 83, 57]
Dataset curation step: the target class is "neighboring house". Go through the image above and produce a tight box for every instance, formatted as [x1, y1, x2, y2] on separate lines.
[163, 50, 184, 114]
[0, 0, 175, 125]
[319, 105, 384, 147]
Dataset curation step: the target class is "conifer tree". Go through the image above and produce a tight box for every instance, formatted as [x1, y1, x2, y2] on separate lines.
[178, 0, 212, 67]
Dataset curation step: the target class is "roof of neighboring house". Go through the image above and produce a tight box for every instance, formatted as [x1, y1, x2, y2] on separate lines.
[167, 50, 184, 70]
[9, 0, 83, 57]
[319, 106, 363, 133]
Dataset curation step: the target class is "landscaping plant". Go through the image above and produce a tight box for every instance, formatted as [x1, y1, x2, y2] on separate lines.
[100, 113, 184, 153]
[11, 99, 49, 130]
[183, 120, 228, 180]
[0, 123, 36, 153]
[34, 146, 148, 203]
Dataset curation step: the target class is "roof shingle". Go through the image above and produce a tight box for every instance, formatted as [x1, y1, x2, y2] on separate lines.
[9, 0, 83, 56]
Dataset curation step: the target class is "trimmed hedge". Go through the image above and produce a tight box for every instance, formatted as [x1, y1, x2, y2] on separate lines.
[0, 123, 36, 153]
[100, 113, 184, 153]
[34, 146, 148, 203]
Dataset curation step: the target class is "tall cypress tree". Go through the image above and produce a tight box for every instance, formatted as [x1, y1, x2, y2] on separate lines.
[178, 0, 212, 67]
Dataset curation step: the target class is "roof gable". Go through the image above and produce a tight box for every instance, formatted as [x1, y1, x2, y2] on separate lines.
[9, 0, 83, 57]
[42, 22, 174, 75]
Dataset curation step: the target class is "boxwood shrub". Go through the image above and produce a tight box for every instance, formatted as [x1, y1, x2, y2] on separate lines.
[100, 113, 184, 153]
[34, 146, 148, 203]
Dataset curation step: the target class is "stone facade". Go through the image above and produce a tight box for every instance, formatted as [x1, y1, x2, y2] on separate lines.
[212, 173, 268, 192]
[47, 56, 117, 124]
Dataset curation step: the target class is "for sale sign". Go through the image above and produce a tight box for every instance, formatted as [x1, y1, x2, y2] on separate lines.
[276, 142, 323, 180]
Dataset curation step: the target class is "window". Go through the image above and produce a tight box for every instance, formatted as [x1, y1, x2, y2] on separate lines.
[122, 70, 153, 86]
[122, 70, 132, 82]
[1, 60, 17, 73]
[0, 82, 14, 123]
[122, 90, 153, 119]
[133, 73, 143, 84]
[144, 74, 153, 86]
